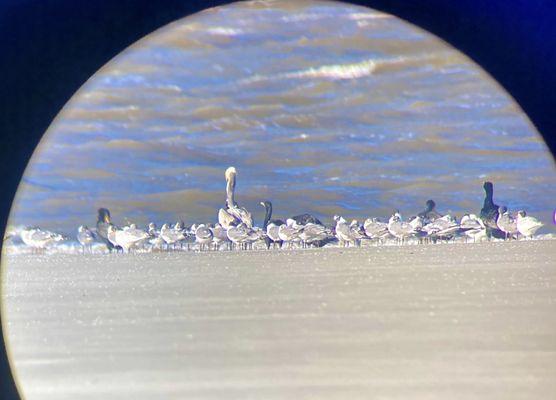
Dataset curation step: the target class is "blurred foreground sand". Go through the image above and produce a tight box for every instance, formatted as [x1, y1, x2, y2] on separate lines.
[3, 240, 556, 399]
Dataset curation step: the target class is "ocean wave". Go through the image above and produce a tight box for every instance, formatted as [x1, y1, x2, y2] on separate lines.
[345, 12, 392, 20]
[286, 59, 377, 80]
[239, 54, 449, 85]
[241, 58, 378, 84]
[205, 27, 244, 36]
[280, 13, 327, 23]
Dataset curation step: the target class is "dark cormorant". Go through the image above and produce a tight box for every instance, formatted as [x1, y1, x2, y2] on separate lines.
[259, 201, 284, 249]
[291, 213, 322, 226]
[479, 182, 505, 239]
[417, 200, 442, 223]
[96, 208, 121, 252]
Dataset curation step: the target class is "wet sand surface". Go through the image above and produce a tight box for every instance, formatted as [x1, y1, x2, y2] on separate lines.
[3, 240, 556, 399]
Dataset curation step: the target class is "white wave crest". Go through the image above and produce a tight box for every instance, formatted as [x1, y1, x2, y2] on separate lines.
[280, 13, 326, 23]
[286, 59, 377, 80]
[346, 12, 391, 20]
[206, 27, 244, 36]
[241, 58, 378, 84]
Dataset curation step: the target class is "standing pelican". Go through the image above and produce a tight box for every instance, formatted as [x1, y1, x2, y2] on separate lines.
[260, 201, 285, 249]
[77, 225, 95, 253]
[516, 211, 543, 239]
[218, 167, 253, 229]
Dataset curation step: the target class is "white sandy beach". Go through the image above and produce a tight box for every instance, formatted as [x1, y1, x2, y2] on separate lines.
[2, 239, 556, 399]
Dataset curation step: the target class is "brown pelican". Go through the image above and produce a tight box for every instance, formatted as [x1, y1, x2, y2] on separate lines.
[218, 167, 253, 229]
[516, 211, 543, 239]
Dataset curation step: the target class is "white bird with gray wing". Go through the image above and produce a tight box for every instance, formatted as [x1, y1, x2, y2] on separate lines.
[77, 225, 95, 253]
[516, 211, 543, 239]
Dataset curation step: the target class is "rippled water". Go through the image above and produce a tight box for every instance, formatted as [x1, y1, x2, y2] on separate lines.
[9, 0, 556, 234]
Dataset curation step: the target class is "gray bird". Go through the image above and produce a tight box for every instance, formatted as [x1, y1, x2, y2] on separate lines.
[77, 225, 95, 253]
[496, 206, 518, 240]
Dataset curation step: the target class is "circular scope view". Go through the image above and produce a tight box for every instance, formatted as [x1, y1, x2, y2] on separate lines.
[2, 1, 555, 399]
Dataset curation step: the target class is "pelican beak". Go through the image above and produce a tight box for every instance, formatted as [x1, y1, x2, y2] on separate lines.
[259, 202, 265, 207]
[104, 214, 110, 223]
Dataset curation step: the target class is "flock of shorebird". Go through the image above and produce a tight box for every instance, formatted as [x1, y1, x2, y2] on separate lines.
[9, 167, 545, 253]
